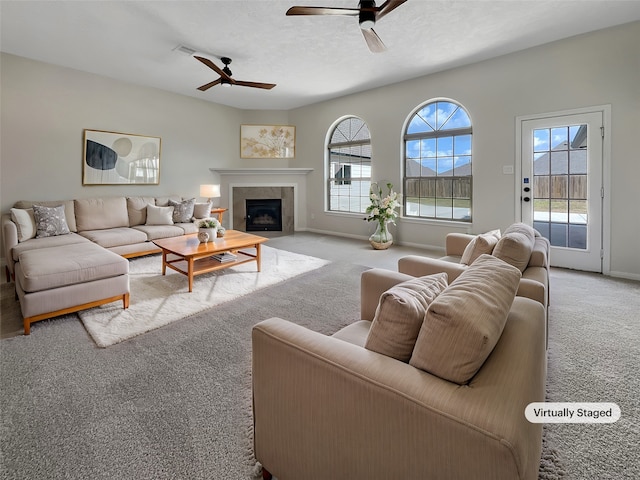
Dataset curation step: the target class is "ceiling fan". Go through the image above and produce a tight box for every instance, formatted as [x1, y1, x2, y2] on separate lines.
[286, 0, 408, 53]
[194, 56, 276, 91]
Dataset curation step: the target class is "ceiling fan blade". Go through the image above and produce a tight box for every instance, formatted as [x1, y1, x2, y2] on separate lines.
[197, 78, 222, 91]
[233, 80, 277, 90]
[286, 6, 359, 16]
[375, 0, 408, 20]
[361, 28, 386, 53]
[194, 55, 230, 80]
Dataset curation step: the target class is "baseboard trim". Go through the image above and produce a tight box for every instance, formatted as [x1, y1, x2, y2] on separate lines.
[608, 270, 640, 282]
[304, 228, 444, 253]
[305, 227, 367, 241]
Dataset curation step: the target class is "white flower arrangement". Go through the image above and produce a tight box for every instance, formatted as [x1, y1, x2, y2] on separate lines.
[198, 217, 220, 229]
[365, 182, 401, 225]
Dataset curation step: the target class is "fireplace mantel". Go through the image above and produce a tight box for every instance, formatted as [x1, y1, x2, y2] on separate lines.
[212, 168, 312, 232]
[210, 168, 313, 175]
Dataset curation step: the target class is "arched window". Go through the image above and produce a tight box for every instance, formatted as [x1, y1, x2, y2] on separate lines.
[327, 116, 372, 213]
[403, 100, 472, 221]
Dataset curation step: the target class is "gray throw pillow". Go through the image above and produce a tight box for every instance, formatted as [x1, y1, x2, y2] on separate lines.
[168, 198, 195, 223]
[32, 204, 71, 238]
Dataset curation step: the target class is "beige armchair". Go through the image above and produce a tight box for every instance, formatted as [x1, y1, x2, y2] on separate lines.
[252, 266, 546, 480]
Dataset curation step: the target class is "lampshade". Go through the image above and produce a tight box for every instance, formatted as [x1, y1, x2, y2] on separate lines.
[200, 184, 220, 199]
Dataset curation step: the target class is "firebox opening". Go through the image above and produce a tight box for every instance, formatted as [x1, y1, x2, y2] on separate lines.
[246, 199, 282, 232]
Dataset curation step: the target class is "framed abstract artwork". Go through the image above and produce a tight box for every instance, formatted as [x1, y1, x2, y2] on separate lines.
[240, 125, 295, 159]
[83, 129, 161, 185]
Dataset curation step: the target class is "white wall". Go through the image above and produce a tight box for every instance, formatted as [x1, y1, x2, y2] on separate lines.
[290, 21, 640, 279]
[2, 21, 639, 278]
[0, 53, 242, 208]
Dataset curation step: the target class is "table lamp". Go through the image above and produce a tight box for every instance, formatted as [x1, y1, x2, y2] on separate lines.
[200, 184, 221, 203]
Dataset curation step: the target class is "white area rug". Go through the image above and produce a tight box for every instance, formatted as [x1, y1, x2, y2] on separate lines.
[79, 246, 330, 347]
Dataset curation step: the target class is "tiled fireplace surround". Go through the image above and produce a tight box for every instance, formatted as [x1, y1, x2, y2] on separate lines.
[211, 168, 313, 235]
[232, 186, 294, 234]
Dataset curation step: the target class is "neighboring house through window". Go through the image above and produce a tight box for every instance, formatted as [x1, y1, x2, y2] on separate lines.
[327, 116, 372, 213]
[403, 100, 472, 221]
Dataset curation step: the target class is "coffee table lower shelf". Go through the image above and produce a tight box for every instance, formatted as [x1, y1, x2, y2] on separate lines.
[153, 231, 269, 293]
[163, 249, 259, 292]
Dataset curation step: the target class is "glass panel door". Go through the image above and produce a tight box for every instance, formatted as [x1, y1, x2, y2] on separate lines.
[521, 112, 603, 272]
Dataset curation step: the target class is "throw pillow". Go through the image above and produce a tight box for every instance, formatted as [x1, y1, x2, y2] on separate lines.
[492, 231, 535, 273]
[409, 254, 521, 385]
[10, 208, 37, 242]
[460, 230, 501, 265]
[168, 198, 195, 223]
[32, 204, 71, 238]
[365, 273, 448, 362]
[146, 204, 174, 225]
[13, 200, 77, 232]
[193, 202, 213, 220]
[503, 222, 536, 238]
[126, 196, 155, 226]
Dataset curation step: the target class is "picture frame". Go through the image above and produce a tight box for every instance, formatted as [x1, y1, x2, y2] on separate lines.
[83, 129, 161, 185]
[240, 125, 295, 159]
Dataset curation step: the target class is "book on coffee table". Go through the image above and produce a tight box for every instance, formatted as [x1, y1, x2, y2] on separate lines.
[212, 252, 237, 263]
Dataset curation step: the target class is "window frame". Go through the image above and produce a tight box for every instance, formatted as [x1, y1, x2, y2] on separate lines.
[326, 116, 372, 215]
[402, 99, 473, 223]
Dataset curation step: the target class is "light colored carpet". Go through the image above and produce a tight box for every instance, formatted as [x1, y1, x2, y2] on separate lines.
[79, 245, 329, 347]
[2, 233, 637, 478]
[542, 268, 640, 479]
[0, 260, 364, 480]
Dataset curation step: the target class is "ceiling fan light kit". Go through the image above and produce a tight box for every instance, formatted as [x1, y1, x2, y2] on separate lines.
[286, 0, 407, 53]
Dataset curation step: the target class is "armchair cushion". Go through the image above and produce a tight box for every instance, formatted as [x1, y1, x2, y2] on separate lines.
[493, 231, 535, 272]
[459, 229, 501, 265]
[409, 254, 521, 384]
[365, 273, 448, 362]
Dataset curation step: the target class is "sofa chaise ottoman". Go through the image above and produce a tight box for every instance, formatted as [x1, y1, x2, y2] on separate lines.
[15, 242, 130, 334]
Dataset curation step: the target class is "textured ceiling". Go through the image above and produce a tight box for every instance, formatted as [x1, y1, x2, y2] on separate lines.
[2, 1, 640, 110]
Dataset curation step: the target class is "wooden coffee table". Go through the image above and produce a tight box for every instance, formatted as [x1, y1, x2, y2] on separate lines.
[153, 230, 268, 292]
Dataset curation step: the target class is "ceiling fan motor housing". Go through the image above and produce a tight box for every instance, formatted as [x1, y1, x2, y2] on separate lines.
[359, 0, 376, 29]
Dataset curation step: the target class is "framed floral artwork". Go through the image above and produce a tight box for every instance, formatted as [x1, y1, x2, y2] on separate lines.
[240, 125, 295, 159]
[83, 129, 161, 185]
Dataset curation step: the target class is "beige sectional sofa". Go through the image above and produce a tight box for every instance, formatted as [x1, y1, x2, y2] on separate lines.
[2, 195, 212, 334]
[253, 254, 547, 480]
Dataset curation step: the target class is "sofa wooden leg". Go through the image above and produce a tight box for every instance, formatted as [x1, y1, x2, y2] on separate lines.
[262, 467, 272, 480]
[23, 318, 31, 336]
[123, 293, 130, 309]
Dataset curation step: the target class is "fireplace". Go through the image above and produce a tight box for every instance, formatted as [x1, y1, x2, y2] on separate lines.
[232, 186, 294, 234]
[246, 199, 282, 231]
